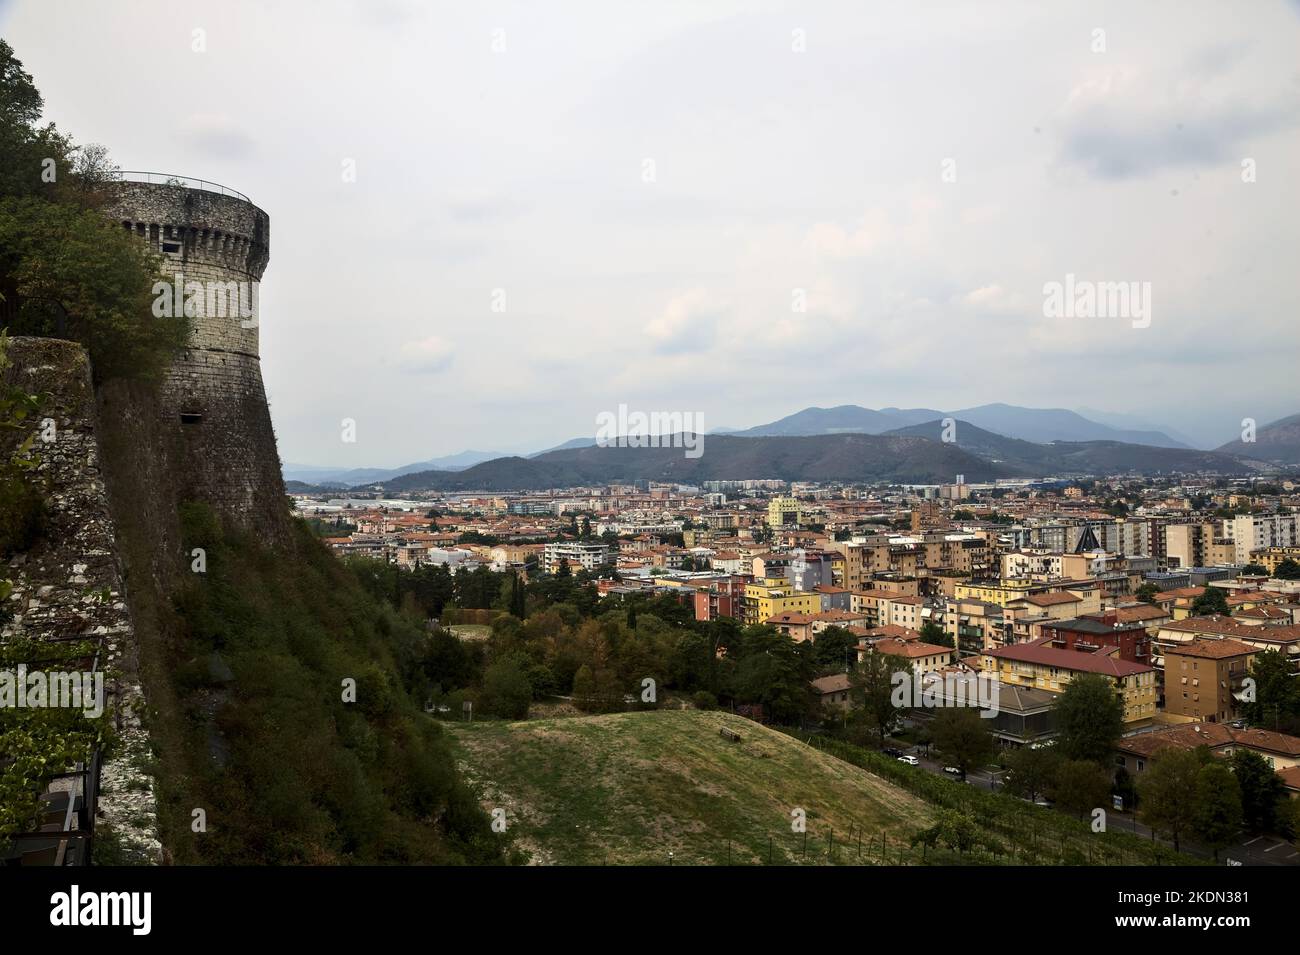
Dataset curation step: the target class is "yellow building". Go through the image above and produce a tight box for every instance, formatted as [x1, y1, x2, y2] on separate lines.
[768, 496, 802, 528]
[1254, 546, 1300, 575]
[954, 579, 1050, 608]
[980, 639, 1158, 725]
[743, 577, 818, 626]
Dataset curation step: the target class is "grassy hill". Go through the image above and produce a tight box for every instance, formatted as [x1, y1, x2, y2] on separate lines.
[449, 710, 933, 865]
[449, 709, 1198, 866]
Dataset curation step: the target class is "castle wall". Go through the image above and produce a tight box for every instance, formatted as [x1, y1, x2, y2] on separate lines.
[2, 338, 162, 863]
[103, 181, 289, 542]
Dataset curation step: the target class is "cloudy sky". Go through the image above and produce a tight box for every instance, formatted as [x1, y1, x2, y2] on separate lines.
[4, 0, 1299, 465]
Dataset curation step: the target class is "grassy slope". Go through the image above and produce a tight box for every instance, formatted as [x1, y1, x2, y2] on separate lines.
[449, 709, 933, 865]
[452, 709, 1199, 867]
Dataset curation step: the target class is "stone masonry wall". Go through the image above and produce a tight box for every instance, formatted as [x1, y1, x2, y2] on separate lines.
[2, 337, 162, 862]
[103, 181, 289, 542]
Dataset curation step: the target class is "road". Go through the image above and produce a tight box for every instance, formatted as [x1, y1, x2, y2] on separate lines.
[891, 742, 1299, 867]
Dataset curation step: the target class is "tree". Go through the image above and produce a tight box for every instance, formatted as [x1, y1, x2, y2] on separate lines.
[479, 657, 532, 720]
[848, 652, 908, 748]
[1190, 587, 1230, 617]
[1138, 747, 1208, 852]
[1275, 558, 1300, 581]
[1241, 563, 1268, 576]
[920, 619, 952, 649]
[1049, 759, 1112, 820]
[812, 625, 857, 671]
[1193, 761, 1243, 861]
[930, 706, 994, 780]
[0, 41, 185, 381]
[729, 627, 814, 725]
[1003, 745, 1061, 802]
[1242, 649, 1300, 735]
[1135, 583, 1160, 604]
[1230, 748, 1286, 834]
[1054, 673, 1124, 764]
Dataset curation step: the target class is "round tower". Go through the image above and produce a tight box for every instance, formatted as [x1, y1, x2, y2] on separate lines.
[104, 175, 288, 536]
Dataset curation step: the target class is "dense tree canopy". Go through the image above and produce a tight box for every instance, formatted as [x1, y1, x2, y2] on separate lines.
[0, 39, 184, 380]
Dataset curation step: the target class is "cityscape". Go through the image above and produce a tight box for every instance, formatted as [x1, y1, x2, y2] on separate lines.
[2, 0, 1298, 939]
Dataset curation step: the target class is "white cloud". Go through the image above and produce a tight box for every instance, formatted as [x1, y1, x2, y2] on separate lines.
[397, 336, 454, 373]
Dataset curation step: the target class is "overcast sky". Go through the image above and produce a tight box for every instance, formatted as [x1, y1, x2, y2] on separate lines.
[4, 0, 1299, 465]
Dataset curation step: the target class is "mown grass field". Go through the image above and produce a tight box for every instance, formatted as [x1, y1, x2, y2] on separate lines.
[447, 624, 492, 641]
[449, 709, 933, 865]
[450, 709, 1201, 866]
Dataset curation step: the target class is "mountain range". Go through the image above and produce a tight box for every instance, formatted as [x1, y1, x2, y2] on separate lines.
[284, 404, 1299, 492]
[729, 403, 1191, 447]
[1215, 413, 1300, 466]
[374, 424, 1256, 494]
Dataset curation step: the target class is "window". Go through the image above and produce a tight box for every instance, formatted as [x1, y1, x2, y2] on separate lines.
[162, 241, 181, 254]
[179, 412, 202, 425]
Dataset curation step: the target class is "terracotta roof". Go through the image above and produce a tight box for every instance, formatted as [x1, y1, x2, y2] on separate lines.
[1024, 592, 1083, 607]
[812, 673, 852, 694]
[813, 610, 867, 623]
[1159, 586, 1206, 600]
[767, 612, 815, 626]
[1162, 617, 1300, 644]
[1277, 765, 1300, 792]
[1165, 638, 1256, 660]
[1116, 723, 1300, 759]
[984, 637, 1154, 677]
[1234, 605, 1291, 620]
[1116, 723, 1233, 757]
[858, 624, 921, 641]
[871, 638, 952, 659]
[1230, 726, 1300, 757]
[1108, 604, 1170, 623]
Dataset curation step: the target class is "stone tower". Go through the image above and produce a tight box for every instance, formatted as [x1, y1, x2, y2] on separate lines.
[104, 175, 288, 539]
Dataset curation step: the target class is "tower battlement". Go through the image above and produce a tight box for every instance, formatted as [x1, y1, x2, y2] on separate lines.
[104, 176, 288, 539]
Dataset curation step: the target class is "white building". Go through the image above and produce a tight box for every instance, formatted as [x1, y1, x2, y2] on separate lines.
[1223, 514, 1300, 564]
[543, 541, 611, 573]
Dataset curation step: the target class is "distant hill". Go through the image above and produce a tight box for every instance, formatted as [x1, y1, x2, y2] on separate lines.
[379, 424, 1251, 493]
[729, 403, 1188, 448]
[527, 436, 598, 457]
[283, 449, 502, 484]
[296, 404, 1196, 487]
[1215, 413, 1300, 465]
[379, 432, 1008, 492]
[730, 404, 944, 437]
[1075, 407, 1202, 449]
[883, 420, 1247, 476]
[948, 403, 1189, 448]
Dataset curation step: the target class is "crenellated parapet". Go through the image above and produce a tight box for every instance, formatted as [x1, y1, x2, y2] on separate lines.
[103, 176, 288, 540]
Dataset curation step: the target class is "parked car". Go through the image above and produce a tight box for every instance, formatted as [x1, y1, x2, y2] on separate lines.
[884, 747, 904, 758]
[942, 766, 962, 776]
[897, 755, 919, 766]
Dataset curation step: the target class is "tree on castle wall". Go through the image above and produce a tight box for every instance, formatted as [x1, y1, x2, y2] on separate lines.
[0, 40, 186, 381]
